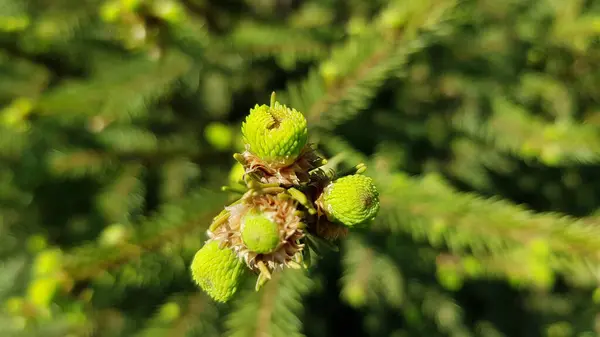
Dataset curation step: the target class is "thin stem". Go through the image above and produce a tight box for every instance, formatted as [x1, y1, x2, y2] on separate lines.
[287, 187, 317, 215]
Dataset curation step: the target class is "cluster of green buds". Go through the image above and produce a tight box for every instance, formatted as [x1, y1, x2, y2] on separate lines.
[190, 93, 380, 302]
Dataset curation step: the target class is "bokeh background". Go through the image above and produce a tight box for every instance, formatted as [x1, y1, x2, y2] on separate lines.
[2, 0, 600, 336]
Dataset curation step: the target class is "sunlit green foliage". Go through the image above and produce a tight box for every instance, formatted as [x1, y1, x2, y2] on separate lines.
[1, 0, 600, 336]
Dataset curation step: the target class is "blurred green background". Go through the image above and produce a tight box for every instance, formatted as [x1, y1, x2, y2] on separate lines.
[2, 0, 600, 336]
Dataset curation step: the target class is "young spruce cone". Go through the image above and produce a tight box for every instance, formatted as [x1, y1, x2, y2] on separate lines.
[240, 209, 282, 254]
[241, 100, 308, 167]
[190, 241, 246, 303]
[209, 194, 304, 276]
[318, 174, 380, 228]
[239, 93, 323, 186]
[191, 92, 380, 302]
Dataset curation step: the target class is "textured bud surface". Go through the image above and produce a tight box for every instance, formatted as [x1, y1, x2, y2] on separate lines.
[191, 241, 245, 302]
[241, 210, 281, 254]
[241, 102, 308, 166]
[323, 174, 380, 228]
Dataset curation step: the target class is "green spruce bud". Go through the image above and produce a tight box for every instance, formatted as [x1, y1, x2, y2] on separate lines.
[191, 241, 245, 303]
[241, 210, 281, 254]
[321, 174, 380, 228]
[241, 93, 308, 167]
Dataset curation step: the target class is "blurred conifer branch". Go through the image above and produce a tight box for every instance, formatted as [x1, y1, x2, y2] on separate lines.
[0, 52, 49, 100]
[454, 96, 600, 166]
[37, 51, 192, 123]
[225, 269, 313, 337]
[375, 171, 600, 284]
[133, 294, 221, 337]
[446, 138, 514, 192]
[1, 0, 600, 336]
[281, 0, 458, 131]
[63, 189, 226, 282]
[225, 22, 328, 70]
[340, 236, 404, 309]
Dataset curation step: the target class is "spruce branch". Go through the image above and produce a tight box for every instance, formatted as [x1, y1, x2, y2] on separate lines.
[160, 158, 202, 202]
[164, 294, 220, 337]
[96, 163, 145, 224]
[376, 172, 600, 281]
[418, 284, 469, 334]
[48, 149, 116, 178]
[280, 0, 457, 131]
[63, 189, 227, 282]
[453, 96, 600, 166]
[226, 22, 327, 69]
[446, 137, 514, 191]
[435, 249, 600, 290]
[37, 50, 192, 122]
[96, 126, 160, 155]
[133, 293, 221, 337]
[340, 236, 404, 309]
[47, 142, 206, 179]
[0, 126, 28, 160]
[0, 51, 50, 100]
[224, 269, 313, 337]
